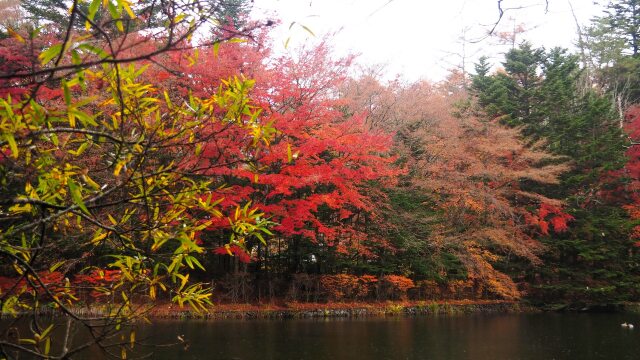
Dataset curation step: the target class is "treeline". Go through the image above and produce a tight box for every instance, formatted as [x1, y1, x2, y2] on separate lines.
[2, 0, 640, 314]
[205, 0, 640, 305]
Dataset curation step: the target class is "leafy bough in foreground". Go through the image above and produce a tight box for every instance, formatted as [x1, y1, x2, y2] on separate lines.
[0, 63, 274, 357]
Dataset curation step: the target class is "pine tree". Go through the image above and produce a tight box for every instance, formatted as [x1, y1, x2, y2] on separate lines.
[470, 43, 635, 303]
[19, 0, 253, 32]
[605, 0, 640, 57]
[584, 0, 640, 103]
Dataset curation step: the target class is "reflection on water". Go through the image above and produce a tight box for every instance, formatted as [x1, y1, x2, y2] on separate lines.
[6, 313, 640, 359]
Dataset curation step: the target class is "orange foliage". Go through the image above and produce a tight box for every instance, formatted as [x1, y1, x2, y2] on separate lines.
[320, 274, 361, 301]
[379, 275, 415, 300]
[319, 274, 380, 301]
[341, 73, 569, 300]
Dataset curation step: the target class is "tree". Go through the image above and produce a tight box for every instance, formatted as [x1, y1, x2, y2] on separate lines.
[212, 0, 253, 28]
[341, 72, 570, 299]
[19, 0, 253, 32]
[603, 0, 640, 57]
[471, 42, 637, 304]
[584, 0, 640, 105]
[0, 0, 273, 358]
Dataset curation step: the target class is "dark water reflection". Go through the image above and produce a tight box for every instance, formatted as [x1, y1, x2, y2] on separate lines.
[6, 313, 640, 359]
[127, 313, 640, 360]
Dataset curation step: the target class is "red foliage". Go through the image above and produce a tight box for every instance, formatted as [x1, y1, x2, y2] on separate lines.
[0, 37, 32, 98]
[538, 203, 574, 235]
[524, 203, 574, 235]
[616, 106, 640, 246]
[213, 245, 252, 263]
[144, 37, 400, 260]
[0, 271, 66, 296]
[73, 269, 121, 285]
[73, 269, 122, 299]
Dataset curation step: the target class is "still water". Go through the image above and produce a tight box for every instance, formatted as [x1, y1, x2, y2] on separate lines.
[123, 313, 640, 359]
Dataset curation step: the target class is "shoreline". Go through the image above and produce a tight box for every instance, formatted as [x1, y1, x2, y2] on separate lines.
[148, 300, 531, 320]
[8, 300, 639, 321]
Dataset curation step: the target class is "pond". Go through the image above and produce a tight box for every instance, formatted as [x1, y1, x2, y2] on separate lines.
[5, 312, 640, 359]
[78, 312, 640, 359]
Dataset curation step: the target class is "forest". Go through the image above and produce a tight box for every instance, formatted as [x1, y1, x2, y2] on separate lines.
[1, 0, 640, 357]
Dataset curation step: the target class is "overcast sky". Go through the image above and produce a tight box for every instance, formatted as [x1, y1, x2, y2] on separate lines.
[251, 0, 605, 81]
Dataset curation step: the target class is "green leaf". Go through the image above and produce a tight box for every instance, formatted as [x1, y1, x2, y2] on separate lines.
[39, 44, 63, 65]
[40, 324, 54, 339]
[68, 178, 90, 215]
[69, 108, 98, 126]
[49, 261, 65, 272]
[78, 43, 110, 59]
[255, 232, 266, 245]
[106, 1, 124, 32]
[75, 141, 89, 156]
[63, 80, 71, 106]
[71, 49, 82, 65]
[87, 0, 101, 22]
[190, 257, 205, 271]
[5, 134, 18, 158]
[29, 26, 42, 40]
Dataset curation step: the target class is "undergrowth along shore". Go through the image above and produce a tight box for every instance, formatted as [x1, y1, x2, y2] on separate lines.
[9, 301, 640, 320]
[148, 301, 528, 319]
[0, 301, 525, 320]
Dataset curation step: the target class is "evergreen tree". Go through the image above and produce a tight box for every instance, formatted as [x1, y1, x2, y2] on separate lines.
[19, 0, 253, 32]
[585, 0, 640, 104]
[213, 0, 253, 28]
[604, 0, 640, 57]
[501, 42, 544, 130]
[471, 44, 635, 303]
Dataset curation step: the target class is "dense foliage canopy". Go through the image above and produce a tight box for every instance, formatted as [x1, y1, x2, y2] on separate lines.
[2, 0, 640, 358]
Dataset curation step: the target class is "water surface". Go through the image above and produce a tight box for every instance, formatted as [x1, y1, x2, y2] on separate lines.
[120, 313, 640, 359]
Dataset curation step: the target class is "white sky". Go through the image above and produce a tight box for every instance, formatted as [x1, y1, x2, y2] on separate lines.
[251, 0, 605, 81]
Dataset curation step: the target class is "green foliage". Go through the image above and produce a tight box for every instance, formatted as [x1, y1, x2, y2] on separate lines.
[0, 65, 273, 310]
[472, 44, 626, 180]
[471, 40, 635, 304]
[0, 21, 274, 354]
[212, 0, 253, 28]
[584, 0, 640, 102]
[374, 187, 467, 282]
[602, 0, 640, 57]
[19, 0, 254, 34]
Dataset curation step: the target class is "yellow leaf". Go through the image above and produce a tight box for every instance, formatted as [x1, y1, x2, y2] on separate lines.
[68, 112, 76, 128]
[121, 0, 136, 19]
[130, 330, 136, 349]
[114, 161, 124, 176]
[7, 28, 25, 43]
[91, 231, 108, 245]
[82, 174, 101, 190]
